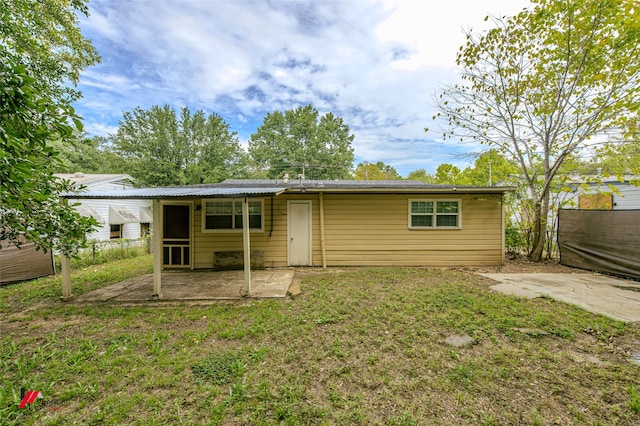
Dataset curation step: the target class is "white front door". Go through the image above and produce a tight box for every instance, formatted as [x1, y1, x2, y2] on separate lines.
[288, 201, 312, 266]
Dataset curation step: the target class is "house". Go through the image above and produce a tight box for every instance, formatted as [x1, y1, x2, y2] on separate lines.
[562, 175, 640, 210]
[60, 179, 513, 298]
[55, 173, 153, 240]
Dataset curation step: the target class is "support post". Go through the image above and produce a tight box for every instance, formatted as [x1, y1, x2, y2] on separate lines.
[60, 255, 73, 300]
[242, 197, 252, 295]
[501, 195, 506, 265]
[152, 199, 163, 298]
[319, 192, 327, 268]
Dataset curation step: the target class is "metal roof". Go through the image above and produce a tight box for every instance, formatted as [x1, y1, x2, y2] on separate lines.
[109, 206, 138, 224]
[62, 186, 288, 199]
[74, 204, 105, 224]
[55, 173, 134, 187]
[218, 179, 431, 189]
[219, 179, 514, 193]
[62, 180, 514, 199]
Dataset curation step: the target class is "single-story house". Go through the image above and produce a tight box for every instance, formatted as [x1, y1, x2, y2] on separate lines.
[60, 179, 513, 298]
[55, 173, 153, 240]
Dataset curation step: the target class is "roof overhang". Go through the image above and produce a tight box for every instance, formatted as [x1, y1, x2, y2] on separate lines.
[61, 186, 288, 200]
[139, 207, 153, 223]
[109, 207, 138, 224]
[74, 204, 105, 224]
[283, 186, 516, 194]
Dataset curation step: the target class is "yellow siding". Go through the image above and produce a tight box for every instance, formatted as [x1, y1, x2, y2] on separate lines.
[190, 192, 504, 268]
[320, 193, 503, 266]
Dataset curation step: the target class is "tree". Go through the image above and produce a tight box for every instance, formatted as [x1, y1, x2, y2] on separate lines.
[432, 0, 640, 261]
[458, 150, 519, 186]
[1, 61, 96, 255]
[434, 164, 461, 185]
[111, 105, 247, 186]
[354, 161, 401, 180]
[593, 118, 640, 176]
[406, 168, 436, 184]
[2, 0, 100, 103]
[1, 0, 100, 255]
[51, 136, 128, 174]
[248, 105, 355, 179]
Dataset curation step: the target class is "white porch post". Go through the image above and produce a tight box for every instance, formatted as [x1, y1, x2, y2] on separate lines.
[60, 255, 72, 300]
[152, 199, 163, 298]
[501, 194, 506, 265]
[319, 192, 327, 268]
[242, 197, 251, 295]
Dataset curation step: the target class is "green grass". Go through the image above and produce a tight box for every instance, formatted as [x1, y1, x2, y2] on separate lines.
[1, 259, 639, 425]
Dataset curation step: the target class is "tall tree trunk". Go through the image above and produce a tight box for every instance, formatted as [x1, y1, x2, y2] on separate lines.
[529, 190, 550, 261]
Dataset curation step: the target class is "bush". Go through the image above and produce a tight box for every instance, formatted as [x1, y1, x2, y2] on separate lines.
[55, 237, 150, 270]
[505, 222, 526, 254]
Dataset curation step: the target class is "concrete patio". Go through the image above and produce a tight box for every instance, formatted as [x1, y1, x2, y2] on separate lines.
[76, 269, 295, 302]
[482, 272, 640, 322]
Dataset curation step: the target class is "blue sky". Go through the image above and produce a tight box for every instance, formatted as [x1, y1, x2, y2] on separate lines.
[75, 0, 530, 177]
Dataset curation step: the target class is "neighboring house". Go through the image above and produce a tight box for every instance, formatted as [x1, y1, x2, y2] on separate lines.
[562, 175, 640, 210]
[55, 173, 152, 240]
[65, 179, 512, 269]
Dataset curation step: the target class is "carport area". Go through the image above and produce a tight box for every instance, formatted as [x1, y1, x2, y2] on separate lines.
[481, 272, 640, 322]
[76, 269, 295, 302]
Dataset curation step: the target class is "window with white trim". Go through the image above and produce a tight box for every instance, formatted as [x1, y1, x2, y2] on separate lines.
[409, 199, 461, 229]
[202, 199, 263, 231]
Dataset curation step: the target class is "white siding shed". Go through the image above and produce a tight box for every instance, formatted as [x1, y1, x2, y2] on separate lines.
[56, 173, 152, 241]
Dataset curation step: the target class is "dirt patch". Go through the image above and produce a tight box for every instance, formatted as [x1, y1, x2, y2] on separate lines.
[467, 254, 580, 274]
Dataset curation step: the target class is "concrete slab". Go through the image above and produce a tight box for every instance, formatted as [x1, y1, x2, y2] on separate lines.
[480, 273, 640, 322]
[76, 269, 294, 303]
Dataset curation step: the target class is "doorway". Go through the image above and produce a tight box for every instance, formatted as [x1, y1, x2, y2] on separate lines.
[162, 203, 191, 268]
[288, 201, 312, 266]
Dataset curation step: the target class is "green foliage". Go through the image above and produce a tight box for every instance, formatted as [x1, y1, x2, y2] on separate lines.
[0, 0, 100, 255]
[406, 168, 436, 183]
[2, 264, 639, 424]
[457, 150, 519, 186]
[1, 0, 100, 103]
[248, 105, 355, 179]
[192, 351, 247, 385]
[354, 161, 400, 180]
[433, 0, 640, 260]
[434, 164, 462, 184]
[0, 60, 97, 255]
[505, 221, 526, 254]
[111, 105, 248, 186]
[593, 118, 640, 175]
[630, 386, 640, 414]
[54, 238, 150, 270]
[51, 136, 128, 174]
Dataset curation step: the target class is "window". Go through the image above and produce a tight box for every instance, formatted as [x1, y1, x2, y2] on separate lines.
[140, 223, 150, 237]
[110, 224, 122, 239]
[409, 199, 461, 229]
[202, 199, 263, 231]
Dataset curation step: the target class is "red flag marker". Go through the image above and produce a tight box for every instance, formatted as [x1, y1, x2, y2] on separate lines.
[19, 390, 42, 408]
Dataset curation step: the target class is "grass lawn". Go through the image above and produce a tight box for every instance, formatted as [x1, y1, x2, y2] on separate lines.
[1, 256, 639, 425]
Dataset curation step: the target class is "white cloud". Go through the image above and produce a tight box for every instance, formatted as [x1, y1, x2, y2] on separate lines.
[76, 0, 531, 176]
